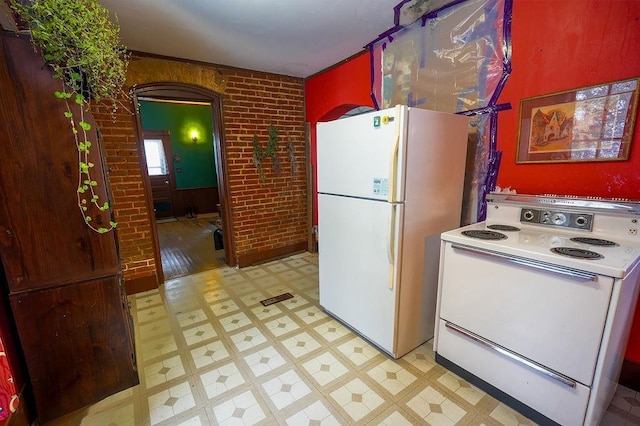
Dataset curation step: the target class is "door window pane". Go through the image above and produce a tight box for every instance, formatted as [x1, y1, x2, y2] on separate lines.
[144, 139, 168, 175]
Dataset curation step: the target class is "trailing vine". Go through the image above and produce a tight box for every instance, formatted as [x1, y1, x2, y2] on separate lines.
[56, 87, 117, 233]
[11, 0, 130, 233]
[252, 124, 280, 182]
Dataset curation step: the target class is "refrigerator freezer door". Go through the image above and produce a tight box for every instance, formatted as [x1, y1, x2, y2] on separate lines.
[318, 193, 402, 355]
[316, 106, 406, 202]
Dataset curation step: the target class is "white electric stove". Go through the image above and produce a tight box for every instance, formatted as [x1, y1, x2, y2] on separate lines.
[434, 193, 640, 426]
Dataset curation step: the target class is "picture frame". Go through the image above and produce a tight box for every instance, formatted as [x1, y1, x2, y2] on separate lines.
[516, 77, 640, 163]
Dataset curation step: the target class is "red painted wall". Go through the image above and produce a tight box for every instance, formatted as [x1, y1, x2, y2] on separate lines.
[496, 0, 640, 198]
[305, 52, 374, 124]
[304, 0, 640, 362]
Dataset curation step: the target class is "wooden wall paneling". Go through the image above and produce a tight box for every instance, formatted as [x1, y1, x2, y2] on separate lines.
[175, 187, 220, 217]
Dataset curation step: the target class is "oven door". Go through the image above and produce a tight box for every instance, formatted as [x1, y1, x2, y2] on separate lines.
[438, 242, 614, 386]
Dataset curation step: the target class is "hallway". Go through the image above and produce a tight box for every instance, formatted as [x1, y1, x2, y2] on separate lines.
[157, 216, 226, 280]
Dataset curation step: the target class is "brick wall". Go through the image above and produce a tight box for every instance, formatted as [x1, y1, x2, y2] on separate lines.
[92, 100, 157, 283]
[223, 70, 307, 262]
[92, 58, 307, 287]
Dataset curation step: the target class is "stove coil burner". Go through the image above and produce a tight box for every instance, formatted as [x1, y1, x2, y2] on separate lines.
[462, 230, 507, 240]
[487, 224, 521, 232]
[551, 247, 604, 260]
[569, 237, 619, 247]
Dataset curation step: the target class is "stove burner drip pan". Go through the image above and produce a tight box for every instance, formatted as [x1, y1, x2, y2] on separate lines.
[570, 237, 619, 247]
[487, 224, 521, 232]
[551, 247, 604, 260]
[462, 230, 507, 240]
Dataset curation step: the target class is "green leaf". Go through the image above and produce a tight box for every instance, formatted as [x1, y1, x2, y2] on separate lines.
[82, 206, 87, 211]
[88, 162, 94, 167]
[91, 195, 99, 202]
[102, 202, 109, 209]
[109, 221, 118, 228]
[14, 0, 132, 231]
[54, 91, 71, 99]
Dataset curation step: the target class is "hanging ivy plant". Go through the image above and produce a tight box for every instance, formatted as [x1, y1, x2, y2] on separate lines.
[11, 0, 129, 233]
[253, 124, 280, 182]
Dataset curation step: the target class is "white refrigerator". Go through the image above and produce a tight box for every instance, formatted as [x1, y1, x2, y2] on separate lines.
[317, 105, 470, 358]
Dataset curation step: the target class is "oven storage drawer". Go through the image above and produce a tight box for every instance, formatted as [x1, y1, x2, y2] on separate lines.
[438, 243, 614, 386]
[437, 319, 590, 426]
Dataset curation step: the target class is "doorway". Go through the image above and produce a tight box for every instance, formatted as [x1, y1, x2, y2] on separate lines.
[144, 130, 176, 219]
[142, 127, 224, 280]
[155, 217, 226, 280]
[133, 83, 235, 284]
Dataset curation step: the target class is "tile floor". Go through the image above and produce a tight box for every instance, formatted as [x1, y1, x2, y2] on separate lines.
[46, 252, 640, 425]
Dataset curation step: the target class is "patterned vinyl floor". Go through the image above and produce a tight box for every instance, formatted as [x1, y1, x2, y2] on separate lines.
[46, 252, 640, 425]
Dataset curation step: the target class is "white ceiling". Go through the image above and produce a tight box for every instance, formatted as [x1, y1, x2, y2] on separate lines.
[99, 0, 403, 78]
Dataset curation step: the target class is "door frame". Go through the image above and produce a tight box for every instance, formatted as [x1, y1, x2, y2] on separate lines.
[143, 130, 176, 219]
[132, 83, 236, 282]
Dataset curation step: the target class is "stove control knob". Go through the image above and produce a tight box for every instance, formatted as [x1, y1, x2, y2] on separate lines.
[551, 212, 567, 226]
[576, 216, 588, 226]
[523, 210, 535, 221]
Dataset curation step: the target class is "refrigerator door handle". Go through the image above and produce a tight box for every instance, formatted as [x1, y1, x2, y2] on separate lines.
[387, 105, 402, 203]
[387, 204, 397, 289]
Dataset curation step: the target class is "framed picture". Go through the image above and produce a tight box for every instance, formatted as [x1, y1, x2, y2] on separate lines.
[516, 77, 640, 163]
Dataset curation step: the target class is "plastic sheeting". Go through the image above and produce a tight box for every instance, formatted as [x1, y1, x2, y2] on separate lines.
[371, 0, 511, 223]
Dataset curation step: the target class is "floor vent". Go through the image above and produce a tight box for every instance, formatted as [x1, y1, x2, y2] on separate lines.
[260, 293, 293, 306]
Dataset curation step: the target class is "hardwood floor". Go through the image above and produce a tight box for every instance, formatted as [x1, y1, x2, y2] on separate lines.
[156, 216, 225, 280]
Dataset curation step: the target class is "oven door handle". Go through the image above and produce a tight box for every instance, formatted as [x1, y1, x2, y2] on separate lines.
[445, 322, 577, 388]
[450, 243, 598, 282]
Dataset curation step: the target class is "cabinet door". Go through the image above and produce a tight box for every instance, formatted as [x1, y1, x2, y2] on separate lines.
[0, 33, 138, 423]
[10, 277, 139, 423]
[0, 34, 119, 292]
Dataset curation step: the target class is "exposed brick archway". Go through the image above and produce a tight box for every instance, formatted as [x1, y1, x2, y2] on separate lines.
[132, 83, 235, 276]
[126, 57, 228, 94]
[95, 54, 306, 292]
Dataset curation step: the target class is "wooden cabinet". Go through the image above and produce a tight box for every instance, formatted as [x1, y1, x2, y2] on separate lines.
[0, 33, 138, 422]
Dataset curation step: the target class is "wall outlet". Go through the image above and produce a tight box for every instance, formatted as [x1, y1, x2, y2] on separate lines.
[630, 228, 638, 236]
